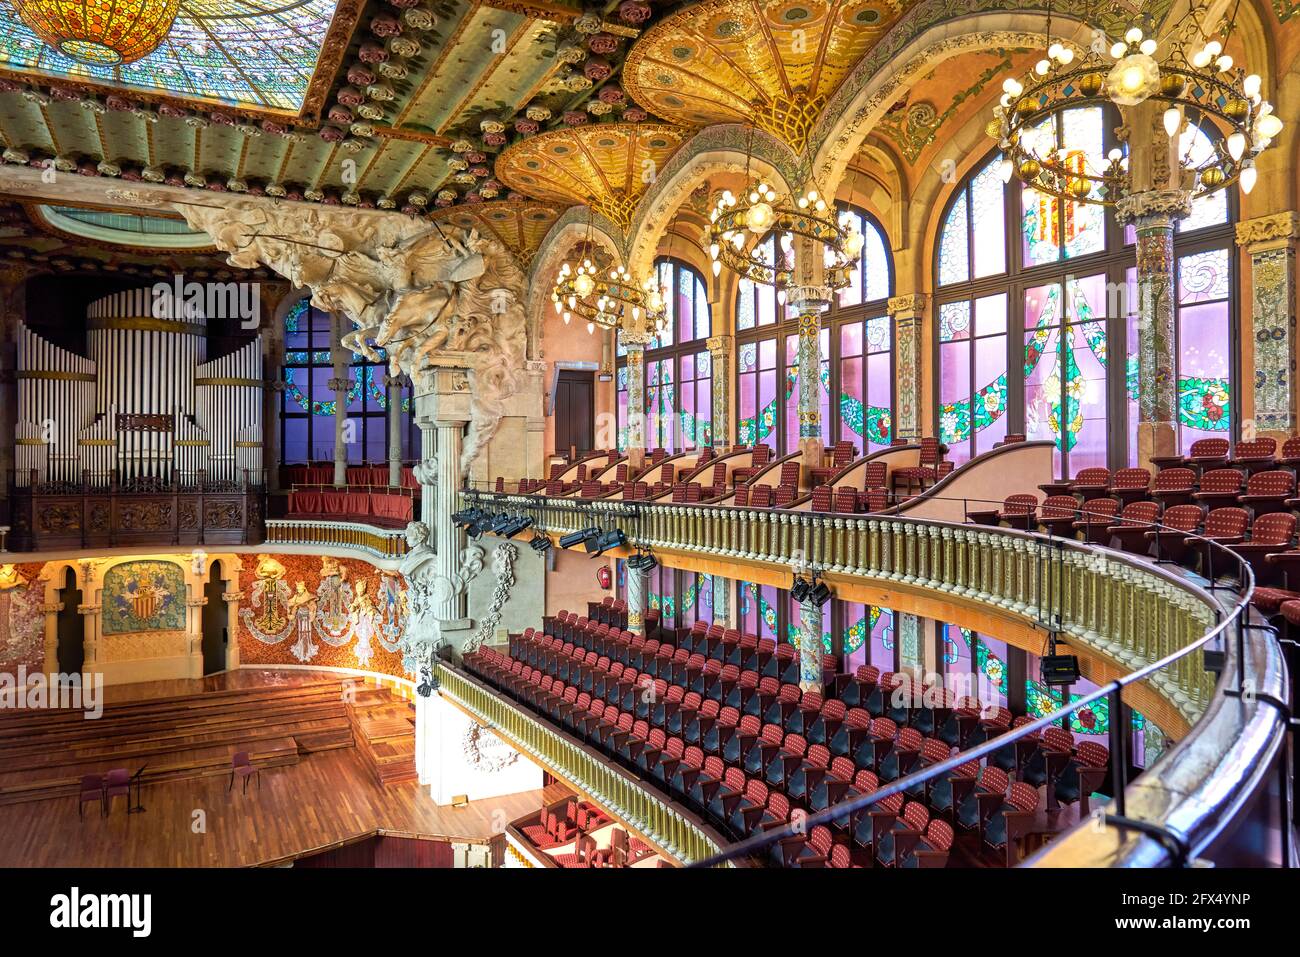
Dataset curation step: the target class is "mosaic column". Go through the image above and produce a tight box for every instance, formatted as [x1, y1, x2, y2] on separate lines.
[1116, 189, 1192, 468]
[898, 612, 922, 677]
[1236, 212, 1299, 436]
[888, 294, 928, 443]
[329, 310, 350, 486]
[386, 373, 405, 487]
[706, 334, 732, 448]
[788, 286, 828, 470]
[626, 561, 649, 638]
[623, 333, 651, 470]
[711, 576, 734, 628]
[798, 597, 823, 693]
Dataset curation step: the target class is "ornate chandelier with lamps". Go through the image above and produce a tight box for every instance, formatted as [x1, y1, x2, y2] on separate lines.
[704, 123, 863, 307]
[992, 2, 1283, 204]
[549, 208, 667, 337]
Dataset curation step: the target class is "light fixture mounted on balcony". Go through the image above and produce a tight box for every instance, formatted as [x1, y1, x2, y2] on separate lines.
[992, 2, 1282, 203]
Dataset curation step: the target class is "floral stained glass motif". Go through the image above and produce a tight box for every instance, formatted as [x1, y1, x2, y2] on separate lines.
[1176, 248, 1233, 449]
[0, 0, 339, 111]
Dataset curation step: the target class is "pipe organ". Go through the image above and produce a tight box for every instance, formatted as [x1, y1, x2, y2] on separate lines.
[13, 286, 264, 488]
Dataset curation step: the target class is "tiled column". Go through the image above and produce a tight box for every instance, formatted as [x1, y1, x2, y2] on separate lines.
[626, 561, 649, 637]
[1236, 212, 1299, 436]
[706, 334, 732, 448]
[798, 598, 823, 693]
[888, 294, 927, 443]
[1116, 189, 1192, 468]
[624, 333, 651, 470]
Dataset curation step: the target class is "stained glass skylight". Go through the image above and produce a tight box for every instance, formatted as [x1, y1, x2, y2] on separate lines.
[0, 0, 339, 112]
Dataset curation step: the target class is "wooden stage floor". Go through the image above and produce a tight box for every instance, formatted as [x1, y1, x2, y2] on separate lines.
[0, 670, 546, 868]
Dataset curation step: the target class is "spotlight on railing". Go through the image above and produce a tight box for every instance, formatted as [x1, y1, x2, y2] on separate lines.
[790, 574, 811, 603]
[809, 579, 831, 607]
[588, 528, 627, 557]
[627, 548, 657, 572]
[559, 526, 602, 549]
[529, 533, 552, 554]
[494, 515, 534, 538]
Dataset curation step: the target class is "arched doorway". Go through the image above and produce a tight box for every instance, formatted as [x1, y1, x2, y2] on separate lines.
[201, 561, 227, 676]
[55, 566, 84, 676]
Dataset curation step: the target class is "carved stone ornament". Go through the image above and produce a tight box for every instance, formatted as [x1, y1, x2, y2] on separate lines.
[465, 542, 518, 654]
[1113, 189, 1194, 226]
[1235, 212, 1300, 248]
[172, 197, 528, 477]
[887, 293, 928, 316]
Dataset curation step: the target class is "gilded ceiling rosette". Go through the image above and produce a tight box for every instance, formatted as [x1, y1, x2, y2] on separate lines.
[495, 123, 688, 233]
[622, 0, 904, 154]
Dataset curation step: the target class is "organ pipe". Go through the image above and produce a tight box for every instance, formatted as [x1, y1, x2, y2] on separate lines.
[12, 286, 264, 488]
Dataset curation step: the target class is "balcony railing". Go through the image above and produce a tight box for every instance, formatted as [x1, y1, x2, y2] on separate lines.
[463, 490, 1221, 726]
[264, 519, 409, 561]
[435, 662, 734, 866]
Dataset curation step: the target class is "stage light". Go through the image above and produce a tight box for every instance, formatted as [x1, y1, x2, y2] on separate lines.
[1040, 653, 1081, 686]
[588, 528, 626, 556]
[790, 575, 811, 603]
[559, 527, 601, 549]
[529, 533, 552, 553]
[627, 550, 657, 572]
[809, 581, 831, 607]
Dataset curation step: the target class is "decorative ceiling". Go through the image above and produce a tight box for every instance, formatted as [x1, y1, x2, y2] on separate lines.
[0, 0, 1218, 270]
[495, 122, 685, 230]
[428, 198, 561, 261]
[623, 0, 905, 153]
[0, 0, 341, 112]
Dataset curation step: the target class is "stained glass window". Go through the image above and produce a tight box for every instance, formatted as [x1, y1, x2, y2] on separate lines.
[739, 580, 780, 644]
[1023, 274, 1111, 476]
[783, 328, 830, 456]
[935, 104, 1235, 472]
[645, 357, 675, 452]
[939, 293, 1008, 464]
[737, 337, 779, 447]
[942, 625, 1007, 706]
[1176, 247, 1232, 450]
[838, 317, 893, 451]
[281, 298, 418, 466]
[616, 365, 629, 452]
[677, 349, 713, 449]
[0, 0, 339, 111]
[837, 207, 892, 307]
[736, 234, 788, 330]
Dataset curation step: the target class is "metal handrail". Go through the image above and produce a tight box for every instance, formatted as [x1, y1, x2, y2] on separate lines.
[460, 484, 1282, 867]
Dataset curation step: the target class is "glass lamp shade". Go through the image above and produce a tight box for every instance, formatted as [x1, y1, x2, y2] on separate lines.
[1106, 53, 1160, 106]
[12, 0, 181, 65]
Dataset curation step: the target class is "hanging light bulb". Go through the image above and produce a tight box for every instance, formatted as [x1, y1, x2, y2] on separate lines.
[1243, 74, 1262, 97]
[1191, 48, 1212, 68]
[1163, 107, 1181, 137]
[999, 157, 1014, 182]
[1256, 113, 1284, 138]
[586, 322, 595, 334]
[1139, 38, 1157, 56]
[1240, 162, 1257, 194]
[1125, 26, 1143, 44]
[712, 259, 721, 277]
[1216, 55, 1233, 72]
[1047, 42, 1064, 60]
[1227, 131, 1247, 161]
[1058, 47, 1074, 65]
[573, 272, 595, 297]
[844, 229, 864, 258]
[1204, 40, 1223, 56]
[777, 289, 786, 305]
[1035, 58, 1051, 75]
[1110, 41, 1127, 59]
[562, 311, 571, 324]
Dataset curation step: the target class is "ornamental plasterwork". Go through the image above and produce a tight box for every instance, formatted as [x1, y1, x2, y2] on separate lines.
[1235, 212, 1300, 247]
[174, 196, 527, 478]
[874, 54, 1015, 163]
[888, 293, 927, 316]
[1114, 189, 1195, 226]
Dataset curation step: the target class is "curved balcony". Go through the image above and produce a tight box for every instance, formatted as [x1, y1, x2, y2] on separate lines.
[461, 487, 1291, 867]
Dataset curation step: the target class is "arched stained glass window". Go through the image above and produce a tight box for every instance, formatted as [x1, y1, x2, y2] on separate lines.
[620, 257, 712, 453]
[281, 298, 418, 466]
[935, 104, 1236, 471]
[735, 206, 893, 454]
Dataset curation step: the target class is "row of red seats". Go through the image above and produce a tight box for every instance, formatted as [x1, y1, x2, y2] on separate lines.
[467, 640, 1089, 867]
[482, 615, 1107, 865]
[1150, 436, 1300, 475]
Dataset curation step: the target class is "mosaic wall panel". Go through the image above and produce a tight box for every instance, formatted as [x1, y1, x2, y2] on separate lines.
[102, 560, 186, 635]
[236, 553, 408, 679]
[0, 563, 47, 678]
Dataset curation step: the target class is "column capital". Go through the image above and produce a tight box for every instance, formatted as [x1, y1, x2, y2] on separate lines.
[1114, 188, 1194, 227]
[887, 293, 928, 318]
[1235, 211, 1300, 250]
[622, 330, 654, 349]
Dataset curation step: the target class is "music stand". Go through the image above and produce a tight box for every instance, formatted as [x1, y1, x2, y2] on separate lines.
[128, 764, 148, 814]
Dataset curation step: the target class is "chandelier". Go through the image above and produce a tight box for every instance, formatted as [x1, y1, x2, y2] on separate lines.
[12, 0, 181, 66]
[551, 254, 667, 336]
[993, 6, 1283, 203]
[704, 126, 862, 306]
